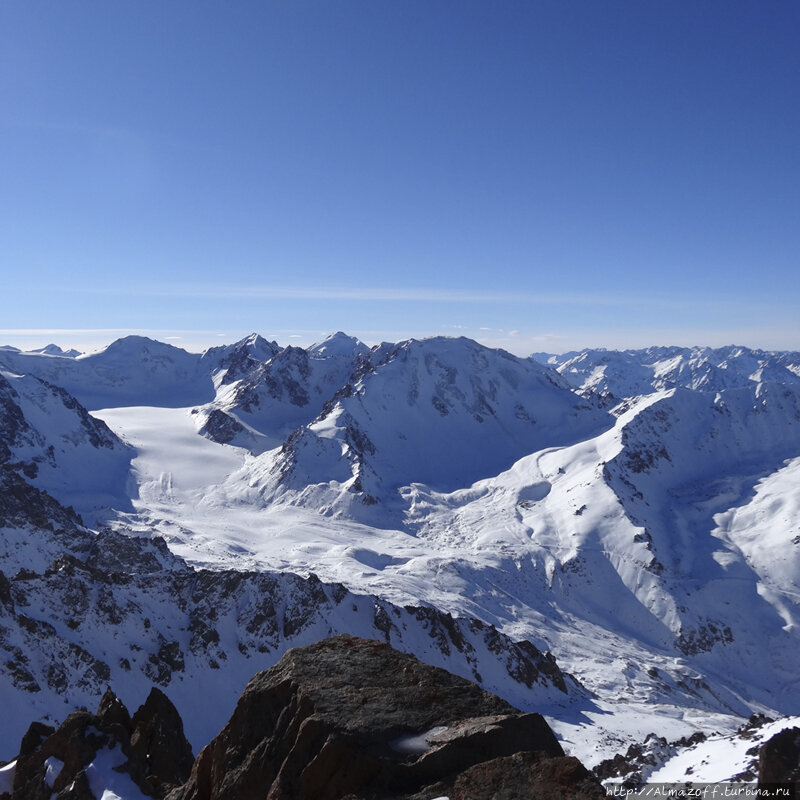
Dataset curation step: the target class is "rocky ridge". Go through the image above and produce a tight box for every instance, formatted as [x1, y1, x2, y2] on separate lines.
[2, 687, 193, 800]
[0, 464, 576, 758]
[195, 333, 370, 452]
[592, 712, 800, 788]
[0, 368, 133, 526]
[0, 637, 601, 800]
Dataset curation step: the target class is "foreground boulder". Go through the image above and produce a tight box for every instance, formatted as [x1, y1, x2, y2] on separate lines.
[168, 634, 602, 800]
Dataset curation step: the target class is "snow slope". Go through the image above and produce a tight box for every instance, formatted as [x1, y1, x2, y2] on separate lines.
[645, 715, 800, 783]
[91, 384, 800, 766]
[0, 512, 575, 760]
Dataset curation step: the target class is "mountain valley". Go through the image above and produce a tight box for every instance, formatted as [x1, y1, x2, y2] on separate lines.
[2, 333, 800, 793]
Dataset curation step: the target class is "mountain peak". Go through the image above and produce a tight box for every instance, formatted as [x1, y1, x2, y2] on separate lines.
[308, 331, 369, 358]
[240, 332, 279, 359]
[26, 344, 81, 358]
[100, 335, 186, 357]
[201, 334, 280, 371]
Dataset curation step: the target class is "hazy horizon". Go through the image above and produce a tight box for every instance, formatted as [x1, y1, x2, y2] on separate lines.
[1, 325, 797, 359]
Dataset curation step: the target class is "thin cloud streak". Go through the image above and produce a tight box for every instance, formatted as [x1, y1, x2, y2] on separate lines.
[0, 328, 153, 336]
[79, 283, 716, 311]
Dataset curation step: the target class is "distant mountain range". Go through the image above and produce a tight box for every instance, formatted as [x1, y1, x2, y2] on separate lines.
[2, 333, 800, 780]
[533, 344, 800, 399]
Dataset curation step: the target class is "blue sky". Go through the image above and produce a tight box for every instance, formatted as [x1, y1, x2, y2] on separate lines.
[1, 1, 798, 355]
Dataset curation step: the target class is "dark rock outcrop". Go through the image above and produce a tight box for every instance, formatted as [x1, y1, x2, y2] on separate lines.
[129, 688, 195, 795]
[450, 750, 604, 800]
[97, 686, 133, 732]
[2, 637, 598, 800]
[168, 635, 602, 800]
[0, 466, 83, 532]
[758, 726, 800, 785]
[593, 733, 674, 784]
[5, 687, 193, 800]
[198, 408, 245, 445]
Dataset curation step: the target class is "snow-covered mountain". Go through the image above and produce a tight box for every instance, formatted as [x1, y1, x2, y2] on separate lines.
[0, 344, 81, 358]
[200, 332, 281, 375]
[0, 336, 215, 410]
[401, 382, 800, 710]
[27, 343, 82, 358]
[3, 333, 800, 778]
[534, 345, 800, 400]
[0, 367, 132, 521]
[195, 331, 370, 452]
[247, 336, 611, 518]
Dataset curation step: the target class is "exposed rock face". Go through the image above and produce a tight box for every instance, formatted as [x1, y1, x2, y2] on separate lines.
[201, 340, 369, 451]
[0, 465, 83, 532]
[129, 688, 195, 795]
[211, 334, 280, 385]
[758, 726, 800, 785]
[0, 368, 133, 530]
[5, 687, 193, 800]
[450, 751, 604, 800]
[198, 408, 244, 444]
[169, 635, 602, 800]
[97, 686, 132, 731]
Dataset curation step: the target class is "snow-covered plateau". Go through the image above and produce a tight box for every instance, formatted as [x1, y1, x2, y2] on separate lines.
[2, 333, 800, 784]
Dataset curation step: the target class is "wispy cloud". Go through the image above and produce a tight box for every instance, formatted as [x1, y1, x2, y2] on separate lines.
[0, 328, 147, 336]
[80, 283, 704, 310]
